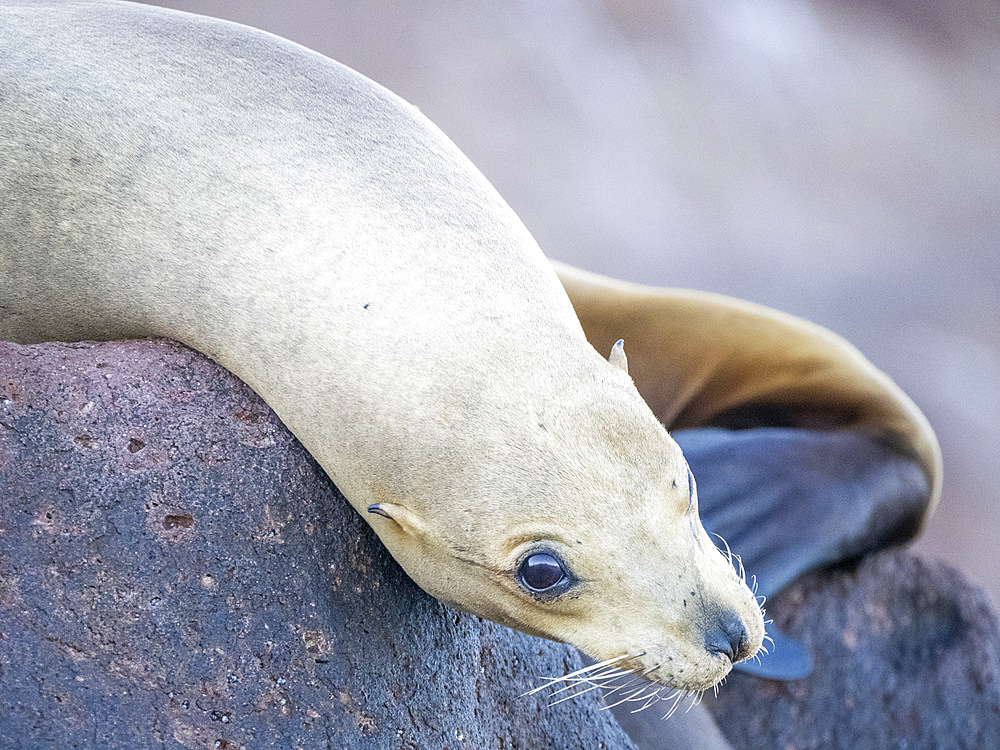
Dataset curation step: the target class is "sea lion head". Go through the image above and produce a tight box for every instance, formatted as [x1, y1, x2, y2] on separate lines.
[367, 341, 765, 692]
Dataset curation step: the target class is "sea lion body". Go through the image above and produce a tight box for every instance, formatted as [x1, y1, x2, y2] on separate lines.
[0, 1, 763, 690]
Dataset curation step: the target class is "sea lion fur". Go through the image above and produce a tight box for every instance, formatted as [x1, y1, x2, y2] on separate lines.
[0, 0, 765, 691]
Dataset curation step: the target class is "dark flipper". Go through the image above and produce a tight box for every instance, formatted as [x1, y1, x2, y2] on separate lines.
[734, 624, 813, 679]
[674, 426, 930, 677]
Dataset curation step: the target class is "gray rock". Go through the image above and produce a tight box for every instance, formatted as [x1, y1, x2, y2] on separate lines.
[706, 551, 1000, 750]
[0, 339, 636, 750]
[7, 337, 997, 750]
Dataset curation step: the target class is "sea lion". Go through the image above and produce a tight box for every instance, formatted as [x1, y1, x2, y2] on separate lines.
[0, 0, 942, 705]
[0, 0, 764, 693]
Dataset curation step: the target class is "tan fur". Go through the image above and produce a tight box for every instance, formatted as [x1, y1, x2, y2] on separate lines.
[0, 0, 764, 690]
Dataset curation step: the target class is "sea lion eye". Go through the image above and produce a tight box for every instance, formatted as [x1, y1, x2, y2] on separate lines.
[518, 551, 567, 592]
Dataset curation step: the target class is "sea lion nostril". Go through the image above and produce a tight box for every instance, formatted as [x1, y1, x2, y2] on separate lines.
[706, 612, 749, 663]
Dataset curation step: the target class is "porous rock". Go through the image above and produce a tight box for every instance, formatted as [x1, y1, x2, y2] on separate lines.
[706, 550, 1000, 750]
[0, 339, 636, 750]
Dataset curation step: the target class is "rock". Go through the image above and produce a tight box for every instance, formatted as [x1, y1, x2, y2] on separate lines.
[706, 550, 1000, 750]
[0, 339, 636, 750]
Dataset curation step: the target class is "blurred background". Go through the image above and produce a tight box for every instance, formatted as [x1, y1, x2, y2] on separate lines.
[144, 1, 1000, 605]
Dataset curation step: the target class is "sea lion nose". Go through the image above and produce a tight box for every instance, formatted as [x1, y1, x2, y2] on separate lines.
[706, 612, 750, 664]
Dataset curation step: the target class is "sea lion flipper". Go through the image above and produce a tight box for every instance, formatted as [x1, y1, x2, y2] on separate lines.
[675, 426, 927, 680]
[733, 620, 813, 679]
[675, 427, 931, 597]
[674, 425, 929, 679]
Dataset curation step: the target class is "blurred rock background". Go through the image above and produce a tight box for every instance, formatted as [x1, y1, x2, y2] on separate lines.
[142, 0, 1000, 604]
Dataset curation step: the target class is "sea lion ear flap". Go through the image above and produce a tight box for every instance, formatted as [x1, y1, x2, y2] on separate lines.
[367, 503, 428, 538]
[608, 339, 628, 374]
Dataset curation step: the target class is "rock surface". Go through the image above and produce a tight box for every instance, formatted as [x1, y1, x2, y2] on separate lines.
[707, 550, 1000, 750]
[0, 339, 637, 750]
[5, 338, 999, 750]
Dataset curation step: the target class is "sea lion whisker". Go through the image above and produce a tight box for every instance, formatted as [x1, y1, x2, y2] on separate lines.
[621, 689, 656, 704]
[546, 682, 605, 706]
[569, 653, 638, 677]
[526, 656, 647, 701]
[578, 665, 643, 688]
[599, 672, 648, 698]
[597, 663, 659, 698]
[602, 683, 653, 710]
[591, 680, 630, 694]
[711, 532, 735, 565]
[633, 683, 663, 703]
[662, 690, 687, 721]
[541, 667, 638, 696]
[569, 673, 637, 694]
[541, 678, 604, 698]
[549, 685, 608, 707]
[522, 676, 576, 697]
[620, 685, 652, 705]
[523, 652, 638, 696]
[559, 669, 630, 691]
[601, 692, 642, 711]
[603, 670, 663, 703]
[595, 679, 641, 703]
[573, 672, 636, 690]
[589, 675, 635, 691]
[572, 652, 641, 680]
[590, 665, 639, 681]
[732, 551, 747, 584]
[687, 689, 705, 710]
[711, 532, 750, 585]
[631, 688, 665, 713]
[630, 681, 669, 703]
[683, 689, 700, 713]
[596, 676, 641, 692]
[523, 677, 586, 698]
